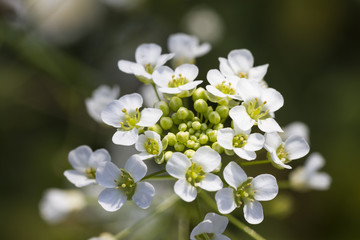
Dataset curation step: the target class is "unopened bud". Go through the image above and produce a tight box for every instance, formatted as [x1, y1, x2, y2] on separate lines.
[194, 99, 208, 113]
[169, 96, 183, 112]
[148, 124, 163, 135]
[154, 101, 169, 117]
[160, 117, 173, 130]
[192, 87, 208, 101]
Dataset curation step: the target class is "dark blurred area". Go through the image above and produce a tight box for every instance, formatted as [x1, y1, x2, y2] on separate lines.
[1, 0, 359, 239]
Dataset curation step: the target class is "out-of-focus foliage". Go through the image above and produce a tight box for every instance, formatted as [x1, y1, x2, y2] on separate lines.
[0, 0, 359, 239]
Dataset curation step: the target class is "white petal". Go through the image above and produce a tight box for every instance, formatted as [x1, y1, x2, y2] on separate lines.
[223, 161, 247, 188]
[155, 53, 175, 69]
[233, 148, 256, 160]
[98, 188, 127, 212]
[207, 69, 224, 86]
[68, 145, 92, 172]
[190, 220, 213, 240]
[96, 162, 120, 188]
[198, 173, 223, 191]
[264, 132, 283, 152]
[174, 179, 197, 202]
[117, 60, 138, 74]
[229, 106, 255, 131]
[178, 81, 202, 91]
[101, 100, 124, 128]
[88, 149, 111, 168]
[308, 173, 331, 190]
[135, 134, 147, 152]
[219, 57, 235, 77]
[175, 64, 199, 81]
[269, 151, 292, 169]
[248, 64, 269, 82]
[135, 43, 162, 66]
[217, 128, 235, 150]
[214, 235, 231, 240]
[305, 153, 325, 173]
[64, 170, 96, 187]
[137, 108, 162, 127]
[192, 147, 221, 172]
[118, 93, 143, 112]
[252, 174, 278, 201]
[158, 87, 182, 94]
[261, 88, 284, 112]
[258, 118, 283, 133]
[285, 136, 310, 160]
[166, 152, 191, 179]
[215, 188, 237, 214]
[204, 213, 229, 234]
[132, 182, 155, 209]
[237, 78, 261, 101]
[194, 42, 211, 57]
[153, 66, 173, 88]
[243, 133, 264, 151]
[206, 85, 228, 98]
[131, 64, 151, 79]
[112, 128, 139, 146]
[243, 200, 264, 224]
[125, 155, 147, 182]
[228, 49, 254, 73]
[283, 122, 310, 142]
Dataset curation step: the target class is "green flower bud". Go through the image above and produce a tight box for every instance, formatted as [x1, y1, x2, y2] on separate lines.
[208, 130, 218, 142]
[171, 113, 182, 125]
[224, 149, 234, 156]
[218, 98, 229, 106]
[189, 128, 195, 135]
[204, 106, 214, 118]
[169, 97, 183, 112]
[195, 131, 201, 138]
[148, 124, 163, 135]
[154, 152, 165, 164]
[216, 105, 229, 119]
[190, 135, 198, 142]
[176, 131, 189, 143]
[178, 123, 187, 131]
[177, 107, 189, 120]
[192, 121, 201, 130]
[186, 121, 192, 128]
[194, 99, 208, 113]
[174, 142, 185, 152]
[199, 134, 209, 145]
[154, 101, 170, 117]
[192, 87, 208, 101]
[209, 111, 221, 124]
[164, 151, 173, 161]
[186, 110, 195, 120]
[186, 140, 196, 148]
[213, 123, 224, 130]
[205, 129, 212, 135]
[193, 142, 201, 150]
[184, 149, 196, 158]
[201, 123, 208, 131]
[193, 117, 200, 122]
[160, 117, 173, 130]
[166, 133, 177, 146]
[212, 142, 224, 154]
[162, 137, 168, 150]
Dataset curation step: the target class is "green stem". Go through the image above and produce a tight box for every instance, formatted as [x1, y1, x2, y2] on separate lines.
[144, 175, 176, 180]
[152, 83, 161, 101]
[114, 195, 178, 240]
[142, 170, 166, 180]
[240, 160, 270, 166]
[199, 192, 265, 240]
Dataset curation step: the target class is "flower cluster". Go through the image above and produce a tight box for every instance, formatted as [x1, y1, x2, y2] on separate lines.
[49, 33, 331, 239]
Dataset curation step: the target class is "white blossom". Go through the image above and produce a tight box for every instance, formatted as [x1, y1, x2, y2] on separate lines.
[282, 121, 310, 143]
[153, 64, 202, 98]
[135, 131, 163, 160]
[118, 43, 174, 84]
[166, 147, 223, 202]
[264, 132, 310, 169]
[101, 93, 162, 146]
[206, 69, 242, 100]
[215, 162, 278, 224]
[85, 85, 120, 123]
[96, 155, 155, 212]
[289, 153, 331, 191]
[190, 213, 230, 240]
[64, 145, 111, 187]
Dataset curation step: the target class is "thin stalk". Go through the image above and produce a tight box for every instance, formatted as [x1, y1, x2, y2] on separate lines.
[152, 83, 161, 101]
[142, 170, 166, 180]
[240, 160, 270, 166]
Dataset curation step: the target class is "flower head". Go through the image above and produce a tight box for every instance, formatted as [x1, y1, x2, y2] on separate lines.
[118, 43, 174, 84]
[215, 162, 278, 224]
[64, 145, 111, 187]
[206, 69, 242, 100]
[166, 147, 223, 202]
[135, 130, 163, 160]
[190, 213, 230, 240]
[101, 93, 163, 146]
[96, 155, 155, 211]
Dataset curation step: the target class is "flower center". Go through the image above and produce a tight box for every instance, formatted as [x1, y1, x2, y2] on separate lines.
[145, 63, 154, 74]
[115, 170, 137, 199]
[276, 144, 289, 163]
[244, 98, 270, 120]
[216, 81, 235, 95]
[233, 177, 255, 207]
[238, 71, 248, 79]
[120, 108, 141, 130]
[85, 167, 96, 179]
[144, 138, 160, 155]
[168, 74, 189, 88]
[185, 163, 206, 187]
[232, 134, 248, 148]
[195, 233, 215, 240]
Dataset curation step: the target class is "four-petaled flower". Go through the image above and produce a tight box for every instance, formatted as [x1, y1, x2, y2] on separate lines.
[206, 69, 242, 101]
[101, 93, 162, 146]
[190, 213, 230, 240]
[96, 155, 155, 212]
[166, 147, 223, 202]
[215, 161, 278, 224]
[135, 130, 163, 160]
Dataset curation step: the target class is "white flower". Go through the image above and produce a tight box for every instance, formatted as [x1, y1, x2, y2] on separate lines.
[118, 43, 174, 84]
[264, 132, 310, 169]
[166, 147, 223, 202]
[96, 155, 155, 212]
[282, 121, 310, 143]
[289, 153, 331, 191]
[39, 188, 86, 224]
[215, 162, 278, 224]
[190, 213, 230, 240]
[168, 33, 211, 65]
[218, 49, 268, 84]
[101, 93, 163, 146]
[217, 123, 264, 161]
[135, 131, 163, 160]
[88, 232, 115, 240]
[229, 79, 284, 133]
[85, 85, 120, 123]
[64, 145, 111, 187]
[206, 69, 242, 100]
[153, 64, 202, 97]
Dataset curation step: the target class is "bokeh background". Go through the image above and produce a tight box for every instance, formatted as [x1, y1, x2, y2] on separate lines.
[1, 0, 360, 239]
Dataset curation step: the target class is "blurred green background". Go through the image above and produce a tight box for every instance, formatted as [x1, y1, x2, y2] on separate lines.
[1, 0, 359, 239]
